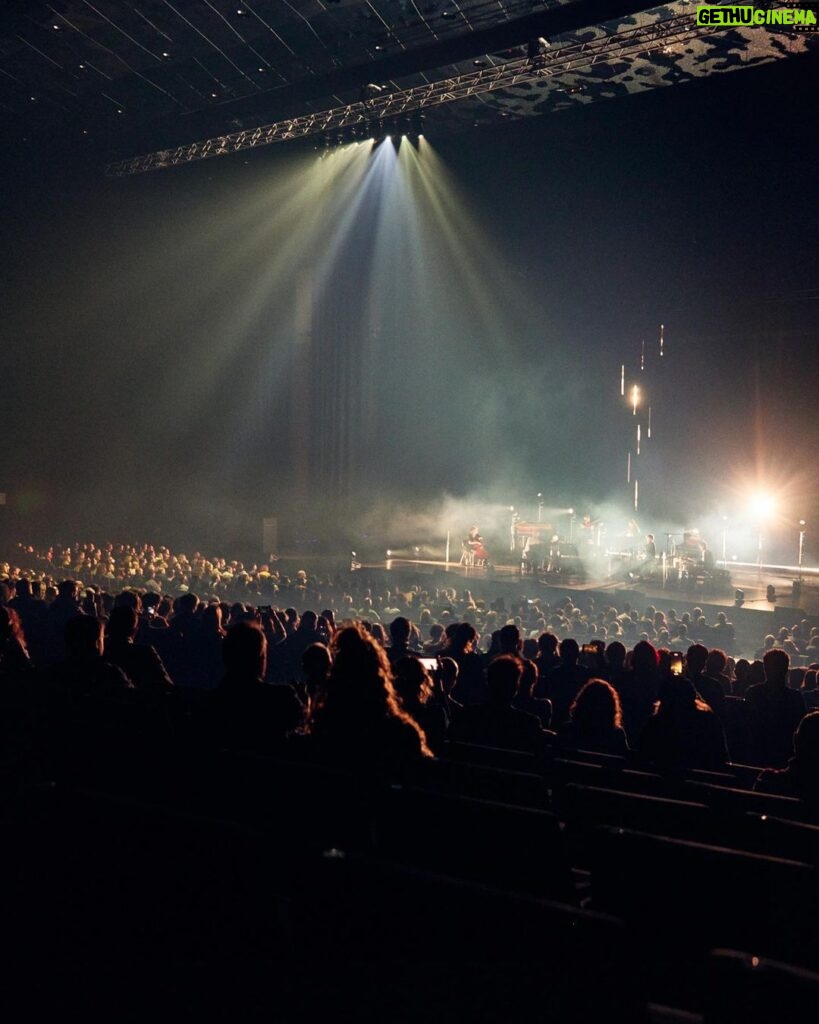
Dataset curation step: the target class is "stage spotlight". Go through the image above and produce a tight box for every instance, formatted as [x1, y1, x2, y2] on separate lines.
[361, 83, 384, 102]
[734, 589, 745, 608]
[749, 492, 776, 520]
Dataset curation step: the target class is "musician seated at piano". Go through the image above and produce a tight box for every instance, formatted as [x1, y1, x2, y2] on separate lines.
[462, 525, 488, 564]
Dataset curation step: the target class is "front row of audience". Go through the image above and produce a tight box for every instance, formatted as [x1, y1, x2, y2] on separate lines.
[1, 594, 818, 806]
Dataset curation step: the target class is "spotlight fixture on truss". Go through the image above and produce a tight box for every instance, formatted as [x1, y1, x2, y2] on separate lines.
[527, 36, 551, 58]
[107, 15, 713, 177]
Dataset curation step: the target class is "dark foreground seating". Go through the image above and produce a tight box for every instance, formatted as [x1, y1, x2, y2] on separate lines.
[289, 851, 650, 1023]
[704, 949, 819, 1024]
[589, 826, 819, 1007]
[373, 784, 576, 903]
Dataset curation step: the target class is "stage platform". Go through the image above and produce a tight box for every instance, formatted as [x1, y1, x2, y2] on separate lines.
[371, 557, 819, 620]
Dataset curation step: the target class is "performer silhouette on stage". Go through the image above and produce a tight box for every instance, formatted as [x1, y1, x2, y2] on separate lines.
[462, 525, 489, 566]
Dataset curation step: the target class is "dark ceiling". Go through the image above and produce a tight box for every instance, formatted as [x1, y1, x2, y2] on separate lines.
[1, 0, 817, 168]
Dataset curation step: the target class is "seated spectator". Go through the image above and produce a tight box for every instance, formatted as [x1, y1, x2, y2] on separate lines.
[305, 624, 431, 774]
[192, 602, 227, 689]
[44, 579, 84, 664]
[8, 578, 46, 660]
[301, 642, 331, 711]
[534, 632, 560, 685]
[755, 634, 777, 661]
[557, 678, 629, 757]
[393, 656, 448, 754]
[0, 606, 33, 681]
[712, 611, 735, 644]
[497, 623, 523, 657]
[105, 605, 174, 693]
[747, 659, 766, 687]
[441, 622, 486, 705]
[745, 648, 807, 768]
[423, 623, 446, 655]
[436, 656, 461, 716]
[211, 621, 303, 754]
[731, 658, 752, 697]
[544, 638, 590, 730]
[512, 657, 552, 728]
[447, 655, 544, 754]
[637, 676, 728, 773]
[605, 640, 627, 690]
[51, 615, 132, 700]
[387, 616, 417, 664]
[615, 640, 660, 747]
[802, 668, 819, 711]
[694, 648, 729, 722]
[755, 711, 819, 805]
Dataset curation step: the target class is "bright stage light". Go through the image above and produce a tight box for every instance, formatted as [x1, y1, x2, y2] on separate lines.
[749, 492, 776, 520]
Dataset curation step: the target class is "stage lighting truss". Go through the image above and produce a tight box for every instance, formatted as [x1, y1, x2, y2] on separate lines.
[106, 14, 708, 176]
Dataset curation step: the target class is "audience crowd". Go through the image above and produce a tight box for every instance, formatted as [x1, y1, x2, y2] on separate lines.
[2, 540, 818, 781]
[4, 539, 819, 1018]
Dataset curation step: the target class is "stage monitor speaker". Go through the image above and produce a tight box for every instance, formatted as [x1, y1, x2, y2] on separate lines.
[262, 517, 278, 559]
[770, 605, 804, 621]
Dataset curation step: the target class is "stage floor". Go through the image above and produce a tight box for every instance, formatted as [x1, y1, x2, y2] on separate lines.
[374, 557, 819, 616]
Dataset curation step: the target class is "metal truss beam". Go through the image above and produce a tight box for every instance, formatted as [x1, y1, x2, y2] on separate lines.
[106, 15, 708, 177]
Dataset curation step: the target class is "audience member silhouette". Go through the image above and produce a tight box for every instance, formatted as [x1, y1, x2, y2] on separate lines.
[745, 648, 807, 768]
[301, 641, 332, 711]
[534, 631, 560, 685]
[441, 622, 486, 705]
[305, 624, 431, 774]
[387, 616, 417, 665]
[801, 668, 819, 711]
[755, 711, 819, 804]
[614, 639, 660, 746]
[193, 602, 227, 689]
[105, 605, 174, 692]
[693, 646, 729, 722]
[558, 678, 629, 756]
[731, 658, 752, 697]
[393, 655, 448, 754]
[436, 656, 461, 716]
[44, 579, 84, 664]
[212, 621, 303, 754]
[51, 614, 132, 700]
[0, 605, 33, 681]
[447, 655, 545, 754]
[512, 656, 552, 728]
[638, 675, 728, 773]
[544, 638, 590, 730]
